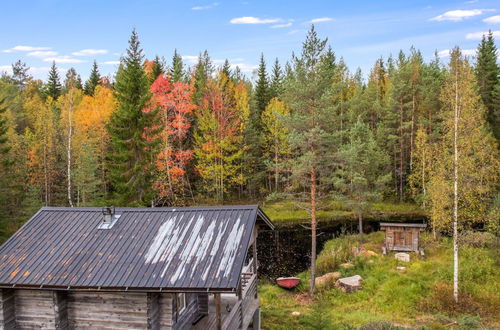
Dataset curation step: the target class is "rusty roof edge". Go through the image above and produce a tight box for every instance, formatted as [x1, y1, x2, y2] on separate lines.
[379, 222, 427, 228]
[257, 207, 275, 230]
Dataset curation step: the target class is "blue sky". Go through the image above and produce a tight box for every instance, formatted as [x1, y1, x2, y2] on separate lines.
[0, 0, 499, 81]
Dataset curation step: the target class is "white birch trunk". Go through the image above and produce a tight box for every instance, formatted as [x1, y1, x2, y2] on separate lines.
[67, 92, 74, 207]
[453, 66, 459, 304]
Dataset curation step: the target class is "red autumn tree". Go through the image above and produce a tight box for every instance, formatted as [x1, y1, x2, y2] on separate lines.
[145, 75, 196, 205]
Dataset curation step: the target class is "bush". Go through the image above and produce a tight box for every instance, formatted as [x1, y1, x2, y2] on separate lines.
[459, 231, 497, 249]
[359, 321, 405, 330]
[316, 234, 355, 275]
[419, 281, 482, 316]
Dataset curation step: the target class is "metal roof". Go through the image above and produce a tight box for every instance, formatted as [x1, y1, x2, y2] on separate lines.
[0, 205, 273, 292]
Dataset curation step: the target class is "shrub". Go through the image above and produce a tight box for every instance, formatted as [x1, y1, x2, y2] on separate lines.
[316, 234, 355, 275]
[458, 231, 497, 249]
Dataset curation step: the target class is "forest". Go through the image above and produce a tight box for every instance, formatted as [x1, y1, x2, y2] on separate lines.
[0, 26, 498, 247]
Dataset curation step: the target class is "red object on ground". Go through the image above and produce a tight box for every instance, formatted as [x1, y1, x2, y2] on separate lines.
[276, 277, 301, 289]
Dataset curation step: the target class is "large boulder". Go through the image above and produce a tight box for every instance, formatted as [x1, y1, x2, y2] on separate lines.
[335, 275, 363, 293]
[315, 272, 342, 288]
[395, 252, 410, 262]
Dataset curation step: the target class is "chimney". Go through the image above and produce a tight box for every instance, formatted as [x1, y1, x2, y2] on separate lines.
[102, 206, 115, 225]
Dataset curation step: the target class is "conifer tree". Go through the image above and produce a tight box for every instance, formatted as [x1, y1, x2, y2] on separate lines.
[476, 30, 499, 140]
[45, 61, 62, 100]
[254, 53, 270, 115]
[64, 68, 83, 91]
[192, 50, 213, 104]
[107, 29, 159, 205]
[283, 25, 337, 295]
[151, 55, 165, 82]
[84, 60, 101, 96]
[170, 49, 184, 83]
[11, 60, 30, 88]
[221, 59, 231, 78]
[269, 58, 283, 99]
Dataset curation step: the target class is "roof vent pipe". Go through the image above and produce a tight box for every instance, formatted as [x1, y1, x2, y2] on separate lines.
[102, 206, 115, 225]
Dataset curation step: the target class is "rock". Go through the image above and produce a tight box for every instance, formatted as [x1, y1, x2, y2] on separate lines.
[395, 252, 410, 262]
[359, 250, 378, 258]
[352, 246, 365, 256]
[291, 311, 301, 316]
[340, 263, 354, 269]
[368, 259, 375, 264]
[335, 275, 363, 293]
[315, 272, 342, 288]
[396, 266, 406, 271]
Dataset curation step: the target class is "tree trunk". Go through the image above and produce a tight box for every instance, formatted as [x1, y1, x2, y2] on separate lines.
[310, 166, 317, 296]
[453, 68, 460, 304]
[399, 100, 404, 202]
[67, 92, 74, 207]
[358, 212, 364, 244]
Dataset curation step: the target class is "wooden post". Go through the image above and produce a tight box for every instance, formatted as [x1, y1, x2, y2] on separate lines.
[0, 289, 16, 329]
[214, 293, 222, 330]
[252, 227, 258, 274]
[53, 291, 69, 329]
[147, 292, 160, 330]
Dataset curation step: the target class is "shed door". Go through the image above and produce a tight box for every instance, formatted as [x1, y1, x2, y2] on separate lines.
[394, 231, 412, 250]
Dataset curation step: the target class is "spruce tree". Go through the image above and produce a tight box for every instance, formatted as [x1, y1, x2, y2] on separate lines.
[170, 49, 184, 83]
[150, 55, 164, 83]
[254, 53, 270, 114]
[84, 60, 101, 96]
[45, 61, 62, 100]
[221, 59, 231, 78]
[107, 29, 159, 205]
[269, 58, 283, 99]
[476, 30, 499, 140]
[192, 50, 213, 104]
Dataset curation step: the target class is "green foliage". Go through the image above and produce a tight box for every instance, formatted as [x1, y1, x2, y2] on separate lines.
[84, 60, 100, 96]
[106, 29, 159, 205]
[169, 49, 184, 83]
[44, 61, 62, 100]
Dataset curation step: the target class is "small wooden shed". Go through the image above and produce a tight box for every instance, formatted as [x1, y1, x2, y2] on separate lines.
[0, 205, 274, 330]
[380, 222, 426, 253]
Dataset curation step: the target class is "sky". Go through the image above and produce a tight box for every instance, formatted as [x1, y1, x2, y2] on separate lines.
[0, 0, 499, 82]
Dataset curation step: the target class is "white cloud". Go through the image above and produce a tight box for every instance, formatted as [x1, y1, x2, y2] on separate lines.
[42, 56, 86, 64]
[230, 16, 281, 24]
[483, 15, 500, 23]
[27, 51, 58, 57]
[309, 17, 333, 23]
[72, 49, 108, 56]
[0, 65, 11, 73]
[192, 2, 219, 10]
[231, 63, 257, 73]
[29, 66, 53, 74]
[438, 49, 476, 57]
[182, 55, 199, 64]
[466, 30, 500, 39]
[102, 61, 120, 65]
[430, 9, 494, 22]
[271, 22, 292, 28]
[2, 45, 51, 53]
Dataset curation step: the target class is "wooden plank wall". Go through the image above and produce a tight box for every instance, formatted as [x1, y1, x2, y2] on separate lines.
[173, 293, 199, 330]
[0, 289, 16, 329]
[67, 291, 149, 329]
[158, 293, 173, 329]
[15, 289, 56, 329]
[53, 291, 69, 329]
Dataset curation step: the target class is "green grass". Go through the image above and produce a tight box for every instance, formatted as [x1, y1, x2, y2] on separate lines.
[259, 232, 500, 329]
[260, 199, 425, 225]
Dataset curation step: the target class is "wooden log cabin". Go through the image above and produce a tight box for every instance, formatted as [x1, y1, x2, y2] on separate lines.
[0, 205, 274, 329]
[380, 222, 427, 253]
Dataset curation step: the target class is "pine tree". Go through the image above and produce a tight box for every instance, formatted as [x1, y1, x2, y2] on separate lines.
[476, 30, 500, 140]
[221, 59, 231, 78]
[64, 68, 83, 91]
[283, 25, 337, 295]
[107, 29, 159, 205]
[192, 50, 213, 104]
[45, 61, 62, 100]
[11, 60, 30, 88]
[151, 55, 165, 82]
[170, 49, 184, 83]
[84, 60, 101, 96]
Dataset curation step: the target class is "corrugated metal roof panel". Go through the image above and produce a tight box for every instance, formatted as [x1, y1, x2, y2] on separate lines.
[0, 205, 272, 291]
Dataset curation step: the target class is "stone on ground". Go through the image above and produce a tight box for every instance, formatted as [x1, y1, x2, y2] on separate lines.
[340, 263, 354, 269]
[291, 311, 301, 316]
[359, 250, 378, 258]
[315, 272, 342, 288]
[335, 275, 363, 293]
[396, 266, 406, 271]
[395, 252, 410, 262]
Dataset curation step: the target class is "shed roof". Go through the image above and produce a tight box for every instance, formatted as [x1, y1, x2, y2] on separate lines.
[379, 222, 427, 228]
[0, 205, 273, 292]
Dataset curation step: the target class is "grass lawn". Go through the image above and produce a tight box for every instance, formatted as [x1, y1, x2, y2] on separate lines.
[259, 232, 499, 329]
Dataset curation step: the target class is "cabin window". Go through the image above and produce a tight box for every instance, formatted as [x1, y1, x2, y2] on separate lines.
[177, 293, 187, 314]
